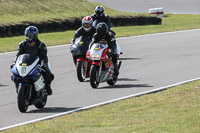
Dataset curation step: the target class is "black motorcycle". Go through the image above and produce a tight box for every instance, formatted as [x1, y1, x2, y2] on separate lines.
[70, 36, 92, 82]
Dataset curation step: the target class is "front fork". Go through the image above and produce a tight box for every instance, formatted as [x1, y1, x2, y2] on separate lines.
[98, 61, 102, 77]
[14, 83, 19, 93]
[18, 84, 32, 100]
[76, 57, 87, 68]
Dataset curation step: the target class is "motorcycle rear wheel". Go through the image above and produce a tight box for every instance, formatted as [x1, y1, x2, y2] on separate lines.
[34, 95, 47, 109]
[17, 86, 29, 113]
[107, 75, 118, 85]
[107, 61, 121, 86]
[77, 61, 86, 82]
[90, 64, 100, 88]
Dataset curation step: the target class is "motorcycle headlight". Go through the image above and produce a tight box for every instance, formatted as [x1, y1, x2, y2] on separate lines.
[91, 55, 100, 60]
[78, 42, 83, 45]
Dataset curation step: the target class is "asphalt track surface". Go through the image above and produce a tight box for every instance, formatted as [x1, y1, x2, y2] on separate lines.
[1, 0, 200, 131]
[90, 0, 200, 14]
[1, 29, 200, 129]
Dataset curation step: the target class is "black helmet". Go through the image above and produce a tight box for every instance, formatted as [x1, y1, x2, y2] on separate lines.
[24, 26, 38, 43]
[96, 22, 108, 37]
[95, 6, 104, 17]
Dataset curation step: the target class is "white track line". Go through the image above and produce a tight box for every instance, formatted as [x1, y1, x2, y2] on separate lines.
[1, 77, 200, 131]
[117, 28, 200, 40]
[1, 28, 200, 55]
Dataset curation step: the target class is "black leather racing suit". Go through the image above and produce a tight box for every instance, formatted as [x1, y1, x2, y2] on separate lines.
[90, 32, 118, 65]
[71, 26, 96, 44]
[71, 27, 96, 65]
[91, 14, 112, 30]
[13, 39, 54, 86]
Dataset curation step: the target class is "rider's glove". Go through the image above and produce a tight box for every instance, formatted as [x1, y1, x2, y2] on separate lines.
[109, 49, 117, 57]
[40, 60, 47, 69]
[10, 62, 15, 69]
[71, 39, 75, 44]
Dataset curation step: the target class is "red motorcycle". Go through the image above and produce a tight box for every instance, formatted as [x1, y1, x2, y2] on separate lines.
[87, 43, 122, 88]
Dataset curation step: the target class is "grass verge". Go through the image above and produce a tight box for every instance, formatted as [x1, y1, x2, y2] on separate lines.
[3, 80, 200, 132]
[0, 0, 141, 25]
[0, 14, 200, 53]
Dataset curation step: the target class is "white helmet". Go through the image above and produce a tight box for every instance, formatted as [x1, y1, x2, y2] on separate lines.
[82, 16, 93, 32]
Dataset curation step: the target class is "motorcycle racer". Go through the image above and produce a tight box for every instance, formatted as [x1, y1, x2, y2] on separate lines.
[91, 6, 115, 35]
[10, 26, 54, 95]
[91, 6, 112, 30]
[71, 16, 96, 65]
[89, 22, 119, 76]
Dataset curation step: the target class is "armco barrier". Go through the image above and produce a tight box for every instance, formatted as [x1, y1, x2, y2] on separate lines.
[0, 16, 161, 38]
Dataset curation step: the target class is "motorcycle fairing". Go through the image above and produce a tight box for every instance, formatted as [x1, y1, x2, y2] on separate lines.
[70, 36, 92, 56]
[16, 54, 39, 77]
[77, 57, 87, 62]
[12, 65, 19, 76]
[90, 43, 108, 60]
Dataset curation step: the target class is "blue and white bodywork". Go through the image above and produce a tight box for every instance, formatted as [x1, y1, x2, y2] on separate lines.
[12, 54, 45, 90]
[11, 54, 47, 113]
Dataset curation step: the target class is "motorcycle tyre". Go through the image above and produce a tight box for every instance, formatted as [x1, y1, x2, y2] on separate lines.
[34, 95, 47, 109]
[107, 75, 118, 85]
[90, 64, 100, 88]
[77, 61, 86, 82]
[107, 61, 121, 85]
[17, 86, 29, 113]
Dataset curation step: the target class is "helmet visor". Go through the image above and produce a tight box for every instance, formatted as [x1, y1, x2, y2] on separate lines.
[83, 23, 92, 28]
[96, 10, 102, 16]
[25, 37, 35, 43]
[97, 29, 106, 37]
[25, 30, 37, 43]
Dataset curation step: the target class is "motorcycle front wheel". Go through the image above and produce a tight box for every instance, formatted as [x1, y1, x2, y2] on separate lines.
[77, 61, 86, 82]
[17, 86, 29, 113]
[90, 64, 100, 88]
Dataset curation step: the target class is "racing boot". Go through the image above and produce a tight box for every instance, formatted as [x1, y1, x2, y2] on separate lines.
[114, 63, 119, 77]
[46, 84, 53, 95]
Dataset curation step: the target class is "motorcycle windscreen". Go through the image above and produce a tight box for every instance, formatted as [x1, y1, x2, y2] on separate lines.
[90, 43, 107, 60]
[17, 54, 39, 66]
[16, 54, 39, 77]
[73, 36, 92, 56]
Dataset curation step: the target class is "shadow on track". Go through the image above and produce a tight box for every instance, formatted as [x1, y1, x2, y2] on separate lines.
[84, 78, 138, 83]
[0, 84, 8, 87]
[99, 84, 153, 89]
[119, 57, 141, 61]
[28, 107, 79, 113]
[117, 78, 138, 81]
[97, 77, 153, 89]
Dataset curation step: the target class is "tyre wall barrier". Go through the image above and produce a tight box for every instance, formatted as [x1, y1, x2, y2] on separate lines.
[0, 16, 161, 38]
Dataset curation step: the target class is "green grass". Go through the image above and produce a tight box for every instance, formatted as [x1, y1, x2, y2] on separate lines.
[114, 14, 200, 37]
[3, 80, 200, 133]
[1, 14, 200, 53]
[0, 0, 140, 25]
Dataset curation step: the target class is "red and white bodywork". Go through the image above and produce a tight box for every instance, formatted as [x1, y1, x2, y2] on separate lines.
[87, 43, 122, 88]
